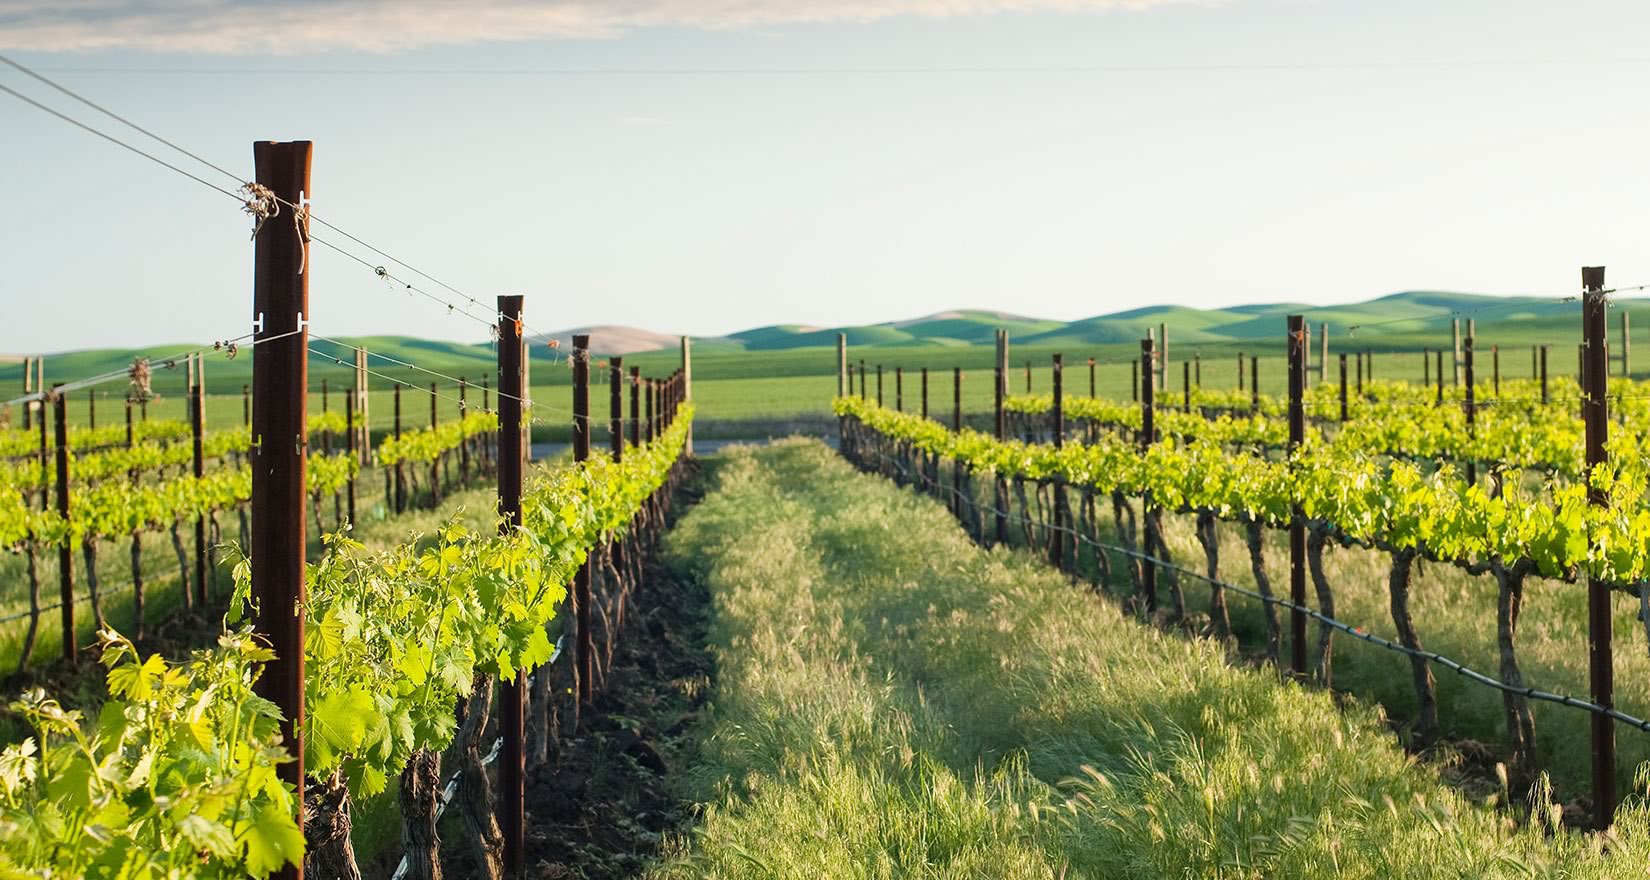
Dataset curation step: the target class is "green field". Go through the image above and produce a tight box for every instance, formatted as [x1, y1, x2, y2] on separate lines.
[1, 291, 1626, 445]
[650, 440, 1650, 877]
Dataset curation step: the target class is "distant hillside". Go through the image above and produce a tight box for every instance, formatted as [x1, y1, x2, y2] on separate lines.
[5, 291, 1635, 392]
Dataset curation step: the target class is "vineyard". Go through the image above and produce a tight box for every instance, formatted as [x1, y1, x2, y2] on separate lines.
[5, 38, 1650, 880]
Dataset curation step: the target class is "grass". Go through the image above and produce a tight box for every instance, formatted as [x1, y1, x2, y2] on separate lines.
[648, 439, 1650, 878]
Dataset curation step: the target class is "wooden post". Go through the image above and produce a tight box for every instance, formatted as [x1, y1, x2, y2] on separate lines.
[1182, 361, 1190, 412]
[1493, 345, 1501, 396]
[344, 392, 356, 525]
[646, 379, 656, 443]
[1424, 348, 1431, 386]
[1339, 353, 1348, 421]
[1024, 361, 1032, 394]
[1238, 353, 1245, 391]
[1621, 312, 1631, 377]
[496, 295, 526, 876]
[1250, 357, 1259, 412]
[859, 361, 866, 400]
[1452, 319, 1462, 386]
[1051, 355, 1064, 570]
[191, 354, 207, 606]
[895, 367, 904, 412]
[52, 388, 74, 664]
[249, 141, 310, 875]
[243, 384, 251, 427]
[994, 332, 1008, 542]
[836, 333, 847, 397]
[572, 335, 594, 708]
[1140, 339, 1156, 613]
[1319, 321, 1329, 384]
[1355, 350, 1364, 395]
[1581, 266, 1615, 830]
[629, 367, 641, 448]
[87, 388, 95, 430]
[1088, 358, 1096, 398]
[921, 368, 929, 419]
[428, 382, 440, 505]
[1158, 322, 1168, 390]
[393, 385, 404, 514]
[1195, 353, 1201, 387]
[952, 367, 963, 518]
[1464, 321, 1477, 486]
[1287, 316, 1307, 678]
[681, 336, 693, 455]
[1540, 345, 1549, 405]
[610, 357, 624, 460]
[876, 365, 883, 406]
[458, 377, 470, 483]
[21, 356, 30, 431]
[1434, 350, 1444, 404]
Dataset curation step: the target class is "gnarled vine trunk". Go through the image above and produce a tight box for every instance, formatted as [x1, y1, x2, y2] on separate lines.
[1495, 564, 1537, 782]
[82, 539, 105, 631]
[1196, 511, 1229, 638]
[304, 770, 363, 880]
[1146, 506, 1185, 620]
[454, 676, 504, 880]
[1111, 490, 1143, 598]
[1244, 519, 1280, 666]
[1305, 530, 1335, 686]
[169, 520, 191, 611]
[399, 748, 443, 880]
[1387, 548, 1438, 746]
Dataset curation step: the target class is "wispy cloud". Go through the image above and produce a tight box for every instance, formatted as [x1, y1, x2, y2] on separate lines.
[0, 1, 1197, 54]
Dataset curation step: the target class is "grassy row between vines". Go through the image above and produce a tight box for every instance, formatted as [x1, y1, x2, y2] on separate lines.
[649, 439, 1649, 878]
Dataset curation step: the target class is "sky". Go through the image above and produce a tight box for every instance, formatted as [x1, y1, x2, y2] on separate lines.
[2, 0, 1649, 353]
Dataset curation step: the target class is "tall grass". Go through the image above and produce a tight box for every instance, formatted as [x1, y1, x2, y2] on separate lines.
[650, 439, 1650, 878]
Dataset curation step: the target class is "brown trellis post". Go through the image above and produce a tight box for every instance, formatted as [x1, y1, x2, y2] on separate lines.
[1051, 354, 1065, 570]
[1140, 339, 1156, 613]
[1581, 267, 1615, 830]
[572, 335, 594, 709]
[191, 354, 207, 605]
[496, 295, 527, 876]
[52, 388, 74, 664]
[1287, 316, 1307, 677]
[249, 140, 310, 879]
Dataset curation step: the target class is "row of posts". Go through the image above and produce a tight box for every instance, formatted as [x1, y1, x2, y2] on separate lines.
[836, 268, 1619, 830]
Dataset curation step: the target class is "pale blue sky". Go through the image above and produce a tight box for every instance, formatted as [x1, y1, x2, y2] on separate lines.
[2, 0, 1648, 352]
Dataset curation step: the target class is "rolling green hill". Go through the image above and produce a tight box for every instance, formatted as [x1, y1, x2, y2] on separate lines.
[4, 292, 1642, 433]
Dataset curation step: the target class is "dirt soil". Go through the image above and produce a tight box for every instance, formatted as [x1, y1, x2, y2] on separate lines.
[520, 470, 714, 879]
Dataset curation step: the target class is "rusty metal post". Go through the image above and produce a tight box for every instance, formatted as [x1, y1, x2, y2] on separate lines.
[496, 295, 526, 876]
[1582, 267, 1615, 829]
[1140, 339, 1156, 613]
[1287, 316, 1307, 678]
[52, 388, 74, 664]
[572, 335, 594, 708]
[191, 355, 207, 605]
[249, 141, 310, 877]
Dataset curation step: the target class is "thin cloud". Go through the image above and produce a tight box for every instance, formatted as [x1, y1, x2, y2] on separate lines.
[0, 1, 1199, 54]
